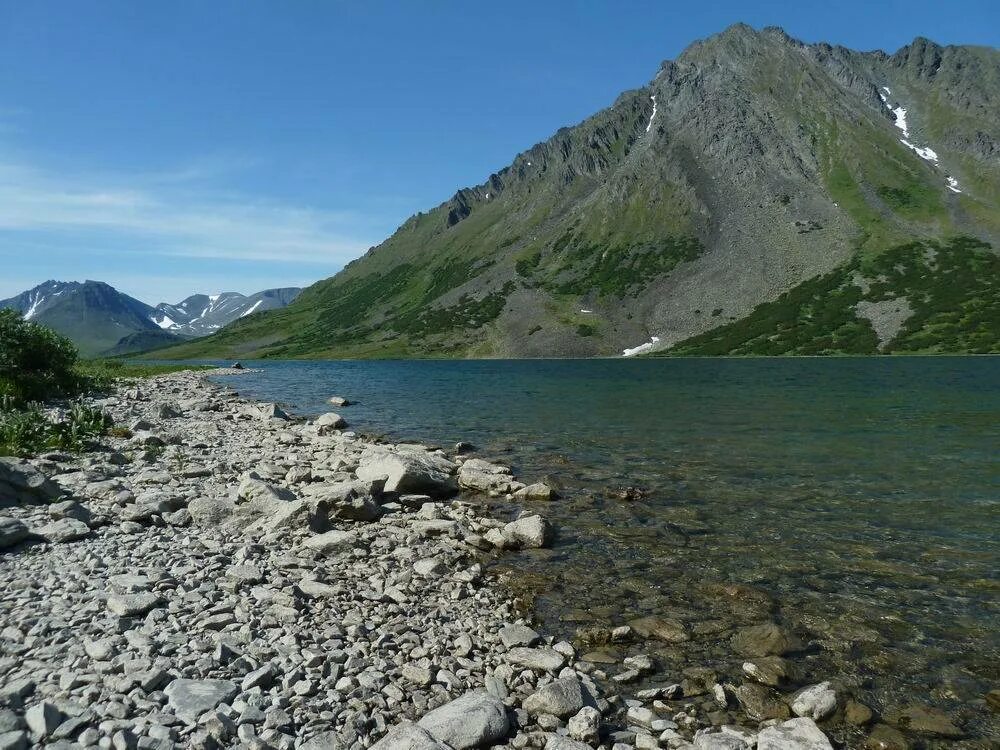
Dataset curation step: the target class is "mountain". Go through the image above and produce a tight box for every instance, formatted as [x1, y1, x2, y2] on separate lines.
[151, 288, 302, 337]
[0, 281, 165, 357]
[1, 282, 303, 357]
[154, 26, 1000, 358]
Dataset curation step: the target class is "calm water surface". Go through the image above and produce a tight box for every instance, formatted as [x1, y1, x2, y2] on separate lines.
[195, 357, 998, 741]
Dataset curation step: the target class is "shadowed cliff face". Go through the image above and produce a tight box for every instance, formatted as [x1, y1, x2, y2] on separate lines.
[154, 24, 1000, 360]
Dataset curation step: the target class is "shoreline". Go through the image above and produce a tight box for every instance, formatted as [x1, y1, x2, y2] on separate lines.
[0, 368, 871, 749]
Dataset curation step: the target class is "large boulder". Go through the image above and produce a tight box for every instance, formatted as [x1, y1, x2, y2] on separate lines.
[416, 690, 509, 749]
[458, 459, 521, 494]
[253, 403, 289, 421]
[315, 412, 346, 434]
[356, 446, 457, 496]
[501, 515, 552, 549]
[506, 647, 566, 672]
[523, 678, 594, 718]
[0, 458, 62, 506]
[230, 477, 302, 530]
[0, 517, 29, 550]
[302, 480, 383, 522]
[757, 718, 833, 749]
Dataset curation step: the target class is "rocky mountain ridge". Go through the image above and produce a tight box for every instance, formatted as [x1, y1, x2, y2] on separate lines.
[0, 282, 302, 357]
[72, 27, 1000, 357]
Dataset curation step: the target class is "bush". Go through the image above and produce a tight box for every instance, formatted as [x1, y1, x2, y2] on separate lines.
[0, 309, 81, 404]
[0, 398, 112, 457]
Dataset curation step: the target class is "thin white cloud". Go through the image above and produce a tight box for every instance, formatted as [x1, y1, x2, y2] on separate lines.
[0, 159, 374, 264]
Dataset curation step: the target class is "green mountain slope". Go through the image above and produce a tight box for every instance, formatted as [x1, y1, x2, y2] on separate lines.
[153, 25, 1000, 360]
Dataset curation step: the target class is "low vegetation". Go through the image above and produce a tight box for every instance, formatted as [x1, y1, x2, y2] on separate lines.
[664, 236, 1000, 355]
[0, 309, 206, 456]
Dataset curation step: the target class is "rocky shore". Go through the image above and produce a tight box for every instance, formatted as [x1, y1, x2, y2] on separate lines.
[1, 369, 847, 749]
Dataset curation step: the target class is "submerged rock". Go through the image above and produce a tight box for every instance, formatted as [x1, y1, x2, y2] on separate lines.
[884, 704, 962, 737]
[864, 724, 909, 750]
[731, 622, 799, 656]
[629, 615, 689, 643]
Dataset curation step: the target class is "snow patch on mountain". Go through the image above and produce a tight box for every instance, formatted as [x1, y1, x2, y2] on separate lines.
[240, 299, 263, 317]
[623, 336, 661, 357]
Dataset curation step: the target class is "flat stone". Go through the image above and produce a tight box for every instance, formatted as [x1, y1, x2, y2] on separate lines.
[297, 579, 338, 599]
[499, 624, 540, 648]
[545, 736, 592, 750]
[885, 704, 962, 737]
[33, 518, 90, 543]
[302, 530, 357, 554]
[164, 678, 239, 725]
[106, 592, 163, 617]
[629, 616, 690, 643]
[694, 732, 751, 750]
[757, 718, 833, 750]
[416, 690, 509, 749]
[506, 647, 566, 672]
[371, 722, 449, 750]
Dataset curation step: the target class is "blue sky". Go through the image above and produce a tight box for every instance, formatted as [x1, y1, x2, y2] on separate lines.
[1, 0, 997, 303]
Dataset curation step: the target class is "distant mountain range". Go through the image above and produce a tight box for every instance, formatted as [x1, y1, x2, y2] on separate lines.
[150, 24, 1000, 359]
[0, 281, 301, 357]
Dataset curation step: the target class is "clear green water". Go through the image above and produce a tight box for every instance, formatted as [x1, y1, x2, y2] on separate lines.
[200, 357, 999, 741]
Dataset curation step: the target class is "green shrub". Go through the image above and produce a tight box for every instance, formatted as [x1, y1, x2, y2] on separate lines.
[0, 399, 112, 457]
[0, 309, 81, 404]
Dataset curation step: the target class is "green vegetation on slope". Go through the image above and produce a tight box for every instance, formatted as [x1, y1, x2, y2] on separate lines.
[664, 236, 999, 355]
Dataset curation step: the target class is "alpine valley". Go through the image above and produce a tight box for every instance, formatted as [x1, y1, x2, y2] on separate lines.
[143, 27, 1000, 357]
[0, 281, 301, 357]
